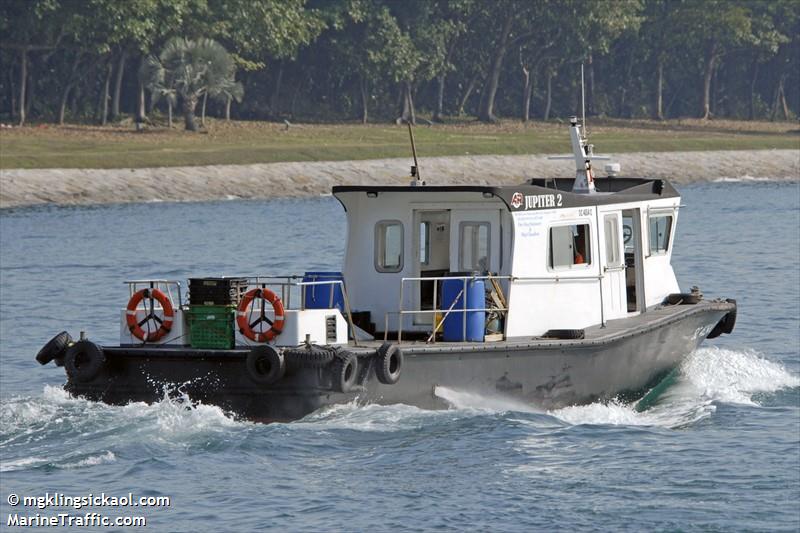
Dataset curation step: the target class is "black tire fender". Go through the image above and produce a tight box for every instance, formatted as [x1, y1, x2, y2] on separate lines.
[36, 331, 72, 365]
[665, 293, 701, 305]
[375, 343, 403, 385]
[64, 340, 105, 382]
[283, 345, 336, 368]
[722, 299, 737, 334]
[543, 329, 585, 340]
[331, 351, 358, 393]
[246, 345, 285, 385]
[706, 321, 725, 339]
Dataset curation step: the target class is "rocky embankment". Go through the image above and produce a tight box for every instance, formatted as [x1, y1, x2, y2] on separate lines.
[1, 149, 797, 209]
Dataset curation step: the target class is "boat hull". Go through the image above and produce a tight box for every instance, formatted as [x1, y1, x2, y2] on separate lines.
[62, 301, 733, 422]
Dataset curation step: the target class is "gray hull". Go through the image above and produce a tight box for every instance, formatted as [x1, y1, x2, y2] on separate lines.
[365, 302, 730, 410]
[62, 300, 733, 422]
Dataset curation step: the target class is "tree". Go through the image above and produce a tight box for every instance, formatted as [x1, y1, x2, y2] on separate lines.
[209, 0, 325, 117]
[0, 0, 64, 125]
[145, 37, 239, 131]
[673, 0, 752, 119]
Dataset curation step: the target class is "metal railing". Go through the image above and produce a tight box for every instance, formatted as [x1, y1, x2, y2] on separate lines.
[387, 274, 511, 343]
[243, 275, 359, 346]
[385, 273, 605, 343]
[125, 280, 183, 308]
[125, 276, 359, 346]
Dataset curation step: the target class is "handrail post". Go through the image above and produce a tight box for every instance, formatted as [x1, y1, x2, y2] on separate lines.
[398, 279, 405, 343]
[432, 278, 438, 344]
[339, 281, 359, 347]
[462, 277, 467, 341]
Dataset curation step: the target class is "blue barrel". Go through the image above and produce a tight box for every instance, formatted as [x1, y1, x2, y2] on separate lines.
[441, 277, 485, 342]
[303, 272, 345, 312]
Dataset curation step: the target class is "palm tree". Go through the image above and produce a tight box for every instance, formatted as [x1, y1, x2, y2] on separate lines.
[141, 37, 241, 131]
[210, 77, 245, 121]
[140, 55, 177, 128]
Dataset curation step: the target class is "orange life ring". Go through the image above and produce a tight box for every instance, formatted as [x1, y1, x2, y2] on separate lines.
[126, 288, 174, 342]
[237, 288, 285, 342]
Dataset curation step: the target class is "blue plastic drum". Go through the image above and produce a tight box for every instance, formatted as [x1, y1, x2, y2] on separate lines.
[303, 272, 345, 312]
[441, 277, 485, 342]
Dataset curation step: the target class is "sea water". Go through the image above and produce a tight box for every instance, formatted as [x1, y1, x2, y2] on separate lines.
[0, 181, 798, 531]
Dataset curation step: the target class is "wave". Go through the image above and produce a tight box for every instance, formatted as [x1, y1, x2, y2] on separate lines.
[0, 348, 795, 470]
[712, 175, 797, 183]
[0, 384, 251, 472]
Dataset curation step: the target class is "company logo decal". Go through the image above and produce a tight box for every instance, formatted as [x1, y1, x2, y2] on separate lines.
[510, 193, 563, 210]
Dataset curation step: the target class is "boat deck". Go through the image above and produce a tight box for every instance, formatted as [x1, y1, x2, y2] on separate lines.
[348, 298, 733, 354]
[103, 300, 733, 358]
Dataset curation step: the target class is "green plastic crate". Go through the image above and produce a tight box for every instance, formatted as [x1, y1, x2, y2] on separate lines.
[188, 305, 235, 349]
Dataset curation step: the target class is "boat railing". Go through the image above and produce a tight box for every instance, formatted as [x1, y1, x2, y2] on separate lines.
[124, 280, 183, 309]
[388, 273, 605, 343]
[244, 275, 359, 346]
[389, 274, 512, 343]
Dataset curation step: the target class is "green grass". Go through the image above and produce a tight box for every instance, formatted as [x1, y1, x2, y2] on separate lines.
[1, 118, 797, 169]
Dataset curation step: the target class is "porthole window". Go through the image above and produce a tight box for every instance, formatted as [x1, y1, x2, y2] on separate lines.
[375, 220, 404, 272]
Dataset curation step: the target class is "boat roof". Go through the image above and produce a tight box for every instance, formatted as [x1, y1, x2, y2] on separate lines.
[332, 177, 679, 211]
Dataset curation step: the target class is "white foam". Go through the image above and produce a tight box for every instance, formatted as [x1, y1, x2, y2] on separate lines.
[62, 451, 116, 469]
[297, 400, 431, 432]
[712, 176, 789, 183]
[0, 456, 48, 473]
[547, 347, 797, 428]
[679, 346, 800, 405]
[434, 386, 542, 415]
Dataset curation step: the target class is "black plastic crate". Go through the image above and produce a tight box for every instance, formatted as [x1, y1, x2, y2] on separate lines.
[188, 277, 248, 306]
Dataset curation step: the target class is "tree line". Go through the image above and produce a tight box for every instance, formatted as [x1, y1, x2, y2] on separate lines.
[1, 0, 797, 129]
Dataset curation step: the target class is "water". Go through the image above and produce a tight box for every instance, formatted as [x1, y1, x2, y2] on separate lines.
[1, 182, 798, 531]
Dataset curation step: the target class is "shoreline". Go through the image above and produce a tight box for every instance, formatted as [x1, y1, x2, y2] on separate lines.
[1, 149, 797, 209]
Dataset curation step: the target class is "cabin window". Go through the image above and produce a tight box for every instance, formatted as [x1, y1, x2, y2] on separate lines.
[375, 220, 404, 272]
[603, 215, 622, 267]
[459, 222, 490, 272]
[419, 221, 430, 266]
[549, 223, 591, 268]
[649, 215, 672, 254]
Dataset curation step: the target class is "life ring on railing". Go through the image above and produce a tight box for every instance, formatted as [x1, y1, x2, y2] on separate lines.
[237, 288, 285, 342]
[126, 288, 174, 342]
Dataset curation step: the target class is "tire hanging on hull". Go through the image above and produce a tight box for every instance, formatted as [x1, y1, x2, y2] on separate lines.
[64, 340, 105, 382]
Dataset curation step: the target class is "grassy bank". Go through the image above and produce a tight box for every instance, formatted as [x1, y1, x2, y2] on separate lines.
[0, 118, 797, 170]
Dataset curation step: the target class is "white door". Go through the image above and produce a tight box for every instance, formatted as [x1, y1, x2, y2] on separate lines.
[412, 210, 450, 325]
[600, 211, 626, 319]
[450, 209, 502, 274]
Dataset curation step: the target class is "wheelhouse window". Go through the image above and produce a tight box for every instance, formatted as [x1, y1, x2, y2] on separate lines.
[603, 215, 622, 267]
[459, 222, 490, 272]
[649, 215, 672, 255]
[419, 221, 430, 266]
[375, 221, 404, 272]
[549, 224, 591, 268]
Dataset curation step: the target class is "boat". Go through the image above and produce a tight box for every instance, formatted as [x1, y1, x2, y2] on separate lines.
[35, 117, 737, 422]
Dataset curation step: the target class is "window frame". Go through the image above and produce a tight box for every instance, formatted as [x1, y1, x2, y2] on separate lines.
[547, 222, 593, 271]
[419, 220, 430, 266]
[374, 220, 404, 273]
[648, 214, 673, 255]
[458, 221, 491, 272]
[603, 214, 623, 268]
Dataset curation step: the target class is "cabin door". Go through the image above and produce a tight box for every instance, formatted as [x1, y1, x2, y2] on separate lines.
[413, 210, 450, 325]
[599, 211, 626, 319]
[622, 208, 646, 313]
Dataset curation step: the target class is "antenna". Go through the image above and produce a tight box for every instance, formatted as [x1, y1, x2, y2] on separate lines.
[581, 63, 587, 138]
[407, 120, 423, 185]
